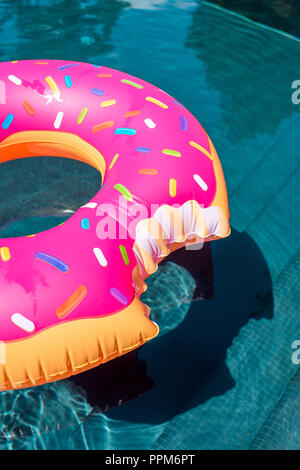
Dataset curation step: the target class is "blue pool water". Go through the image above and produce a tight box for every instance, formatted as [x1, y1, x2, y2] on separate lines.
[0, 0, 300, 450]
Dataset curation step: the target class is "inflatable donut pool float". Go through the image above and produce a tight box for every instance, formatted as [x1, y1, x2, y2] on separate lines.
[0, 60, 230, 391]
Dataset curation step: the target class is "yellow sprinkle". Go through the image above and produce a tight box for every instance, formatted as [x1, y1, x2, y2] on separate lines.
[145, 96, 168, 109]
[100, 99, 116, 108]
[189, 141, 214, 160]
[77, 107, 88, 124]
[45, 76, 60, 98]
[26, 234, 36, 237]
[169, 178, 177, 197]
[109, 153, 119, 170]
[11, 60, 18, 63]
[0, 247, 11, 261]
[162, 149, 181, 157]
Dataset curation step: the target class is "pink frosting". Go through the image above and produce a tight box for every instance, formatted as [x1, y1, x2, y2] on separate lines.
[0, 60, 216, 341]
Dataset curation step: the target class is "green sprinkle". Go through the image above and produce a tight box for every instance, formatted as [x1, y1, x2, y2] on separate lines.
[119, 245, 129, 265]
[77, 107, 88, 124]
[162, 149, 181, 157]
[114, 183, 133, 201]
[121, 79, 143, 89]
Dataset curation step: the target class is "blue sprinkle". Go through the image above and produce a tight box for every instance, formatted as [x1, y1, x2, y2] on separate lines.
[136, 147, 151, 153]
[58, 64, 80, 71]
[35, 252, 69, 272]
[92, 64, 101, 68]
[173, 100, 184, 107]
[91, 88, 104, 96]
[115, 128, 136, 136]
[81, 218, 90, 229]
[180, 115, 187, 131]
[64, 75, 72, 88]
[2, 114, 14, 130]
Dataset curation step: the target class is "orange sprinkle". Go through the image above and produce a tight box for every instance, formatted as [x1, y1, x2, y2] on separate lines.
[92, 121, 114, 133]
[56, 285, 87, 319]
[138, 168, 158, 175]
[97, 73, 112, 78]
[23, 100, 35, 116]
[124, 110, 141, 118]
[35, 61, 48, 65]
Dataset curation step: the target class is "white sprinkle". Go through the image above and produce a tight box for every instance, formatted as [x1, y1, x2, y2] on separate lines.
[93, 247, 108, 267]
[8, 74, 22, 86]
[193, 174, 208, 191]
[144, 118, 156, 129]
[11, 313, 35, 333]
[54, 111, 64, 129]
[81, 202, 97, 209]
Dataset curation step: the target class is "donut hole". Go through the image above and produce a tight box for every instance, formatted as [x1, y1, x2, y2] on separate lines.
[0, 156, 101, 237]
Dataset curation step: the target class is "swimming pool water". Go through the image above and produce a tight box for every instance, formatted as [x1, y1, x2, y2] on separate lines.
[0, 0, 299, 450]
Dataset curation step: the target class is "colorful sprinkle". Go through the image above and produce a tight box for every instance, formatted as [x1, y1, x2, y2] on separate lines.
[35, 252, 69, 272]
[189, 141, 213, 160]
[2, 114, 14, 130]
[193, 174, 208, 191]
[119, 245, 129, 266]
[138, 168, 158, 175]
[0, 247, 11, 261]
[124, 110, 141, 117]
[58, 64, 80, 71]
[0, 81, 6, 104]
[8, 75, 22, 86]
[100, 99, 116, 108]
[115, 128, 136, 136]
[64, 75, 72, 87]
[11, 313, 35, 333]
[114, 183, 133, 201]
[145, 96, 168, 109]
[93, 247, 108, 267]
[34, 61, 48, 65]
[109, 153, 119, 170]
[180, 115, 187, 131]
[22, 100, 35, 116]
[92, 121, 114, 132]
[169, 178, 177, 197]
[91, 88, 104, 96]
[144, 118, 156, 129]
[97, 73, 112, 78]
[136, 147, 151, 153]
[54, 111, 64, 129]
[173, 100, 184, 107]
[110, 287, 128, 305]
[121, 79, 143, 89]
[77, 107, 88, 124]
[56, 285, 87, 319]
[81, 218, 90, 229]
[162, 149, 181, 157]
[45, 76, 60, 99]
